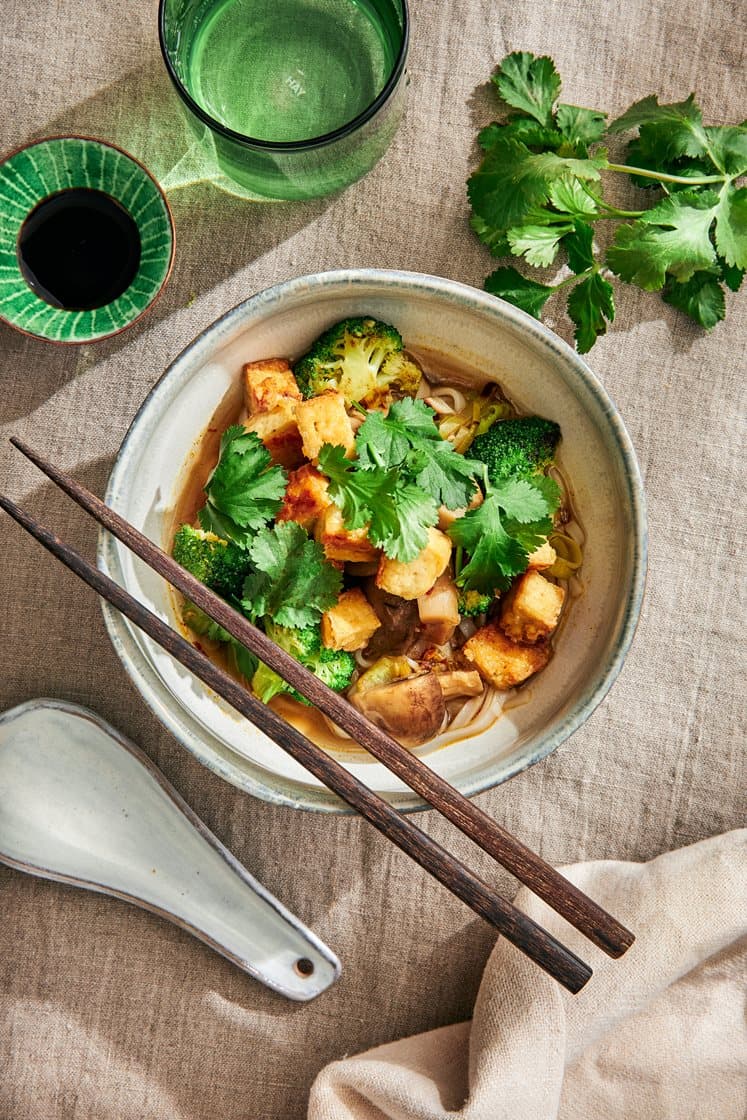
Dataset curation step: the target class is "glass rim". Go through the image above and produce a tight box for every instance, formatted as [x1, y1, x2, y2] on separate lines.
[158, 0, 409, 153]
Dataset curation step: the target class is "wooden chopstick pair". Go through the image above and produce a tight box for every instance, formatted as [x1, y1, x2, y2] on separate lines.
[2, 437, 634, 993]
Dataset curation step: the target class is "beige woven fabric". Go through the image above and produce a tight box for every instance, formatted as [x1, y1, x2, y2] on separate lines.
[0, 1, 745, 1118]
[309, 830, 747, 1119]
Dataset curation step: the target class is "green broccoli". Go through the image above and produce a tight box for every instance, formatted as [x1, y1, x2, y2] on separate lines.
[251, 621, 355, 705]
[470, 416, 561, 484]
[458, 589, 493, 617]
[181, 600, 231, 641]
[172, 525, 252, 598]
[294, 317, 422, 406]
[180, 601, 258, 681]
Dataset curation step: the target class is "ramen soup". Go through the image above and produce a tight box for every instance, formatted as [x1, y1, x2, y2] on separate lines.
[171, 318, 584, 753]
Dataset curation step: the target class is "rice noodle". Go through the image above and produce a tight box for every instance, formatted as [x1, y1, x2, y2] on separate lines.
[354, 648, 378, 669]
[429, 385, 467, 412]
[447, 688, 494, 730]
[424, 396, 455, 415]
[321, 712, 354, 740]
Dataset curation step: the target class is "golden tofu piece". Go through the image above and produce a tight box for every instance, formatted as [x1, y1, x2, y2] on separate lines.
[277, 464, 331, 531]
[376, 527, 452, 601]
[316, 505, 379, 563]
[295, 390, 355, 461]
[527, 540, 557, 570]
[243, 358, 302, 414]
[500, 570, 565, 644]
[321, 588, 382, 652]
[244, 397, 303, 469]
[462, 623, 549, 690]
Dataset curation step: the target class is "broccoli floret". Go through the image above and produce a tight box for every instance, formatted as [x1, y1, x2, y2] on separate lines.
[294, 317, 422, 406]
[458, 589, 493, 617]
[172, 525, 252, 598]
[251, 621, 355, 704]
[181, 600, 231, 641]
[180, 601, 258, 680]
[470, 416, 561, 484]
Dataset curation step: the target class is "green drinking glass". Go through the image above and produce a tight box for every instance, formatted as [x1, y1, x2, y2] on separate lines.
[158, 0, 409, 201]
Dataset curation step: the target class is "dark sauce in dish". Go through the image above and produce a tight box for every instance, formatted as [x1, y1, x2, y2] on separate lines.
[17, 188, 141, 310]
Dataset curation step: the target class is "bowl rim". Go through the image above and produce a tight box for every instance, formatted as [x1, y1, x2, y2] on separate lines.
[157, 0, 410, 153]
[0, 134, 175, 346]
[99, 268, 647, 813]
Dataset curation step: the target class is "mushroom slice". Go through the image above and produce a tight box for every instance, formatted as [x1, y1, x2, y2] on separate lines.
[435, 670, 484, 701]
[352, 671, 446, 747]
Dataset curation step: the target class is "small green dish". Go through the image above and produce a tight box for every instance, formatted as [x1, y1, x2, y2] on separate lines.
[0, 136, 174, 344]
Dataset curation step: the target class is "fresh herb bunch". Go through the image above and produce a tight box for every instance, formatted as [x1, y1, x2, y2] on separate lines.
[316, 395, 559, 588]
[449, 476, 559, 594]
[468, 51, 746, 351]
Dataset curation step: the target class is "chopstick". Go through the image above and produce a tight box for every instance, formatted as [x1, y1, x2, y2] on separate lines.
[0, 490, 592, 993]
[10, 437, 634, 963]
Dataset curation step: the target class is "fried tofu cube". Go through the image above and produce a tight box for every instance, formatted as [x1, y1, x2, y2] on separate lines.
[276, 464, 331, 531]
[376, 528, 452, 601]
[295, 390, 355, 461]
[462, 623, 549, 690]
[527, 540, 557, 570]
[243, 358, 302, 414]
[500, 570, 565, 644]
[316, 505, 380, 563]
[321, 588, 382, 652]
[244, 397, 303, 468]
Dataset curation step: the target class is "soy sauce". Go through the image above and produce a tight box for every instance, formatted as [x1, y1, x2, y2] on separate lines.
[17, 188, 141, 311]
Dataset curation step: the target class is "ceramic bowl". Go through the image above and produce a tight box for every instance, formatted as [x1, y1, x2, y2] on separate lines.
[98, 270, 646, 813]
[0, 136, 174, 343]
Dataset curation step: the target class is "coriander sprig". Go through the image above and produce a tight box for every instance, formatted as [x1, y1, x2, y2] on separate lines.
[468, 52, 746, 351]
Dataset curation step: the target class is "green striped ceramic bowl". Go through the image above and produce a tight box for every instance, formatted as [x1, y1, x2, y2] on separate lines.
[0, 136, 174, 344]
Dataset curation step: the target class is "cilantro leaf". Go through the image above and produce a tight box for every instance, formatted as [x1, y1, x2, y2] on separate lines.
[704, 126, 747, 177]
[556, 104, 607, 154]
[507, 222, 573, 266]
[481, 119, 564, 151]
[718, 256, 745, 292]
[468, 136, 605, 230]
[355, 398, 485, 510]
[714, 185, 747, 269]
[609, 94, 708, 158]
[567, 273, 615, 353]
[548, 177, 599, 217]
[662, 272, 726, 329]
[355, 397, 436, 467]
[492, 52, 561, 127]
[606, 191, 719, 288]
[485, 267, 556, 319]
[240, 521, 342, 629]
[317, 443, 439, 562]
[470, 214, 511, 257]
[564, 220, 596, 273]
[199, 426, 287, 547]
[448, 477, 558, 594]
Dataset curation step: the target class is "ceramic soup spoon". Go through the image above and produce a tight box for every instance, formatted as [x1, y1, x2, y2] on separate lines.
[0, 698, 340, 1000]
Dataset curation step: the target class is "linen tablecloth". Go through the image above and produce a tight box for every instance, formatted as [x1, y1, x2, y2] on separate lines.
[1, 2, 744, 1117]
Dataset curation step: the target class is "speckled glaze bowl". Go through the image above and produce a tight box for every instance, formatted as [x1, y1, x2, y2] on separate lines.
[0, 136, 174, 343]
[99, 270, 646, 813]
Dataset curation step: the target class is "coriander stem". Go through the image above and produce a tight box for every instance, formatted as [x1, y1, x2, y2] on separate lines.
[553, 268, 594, 291]
[606, 162, 724, 186]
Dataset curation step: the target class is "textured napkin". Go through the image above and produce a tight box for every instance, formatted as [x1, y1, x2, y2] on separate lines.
[309, 830, 747, 1119]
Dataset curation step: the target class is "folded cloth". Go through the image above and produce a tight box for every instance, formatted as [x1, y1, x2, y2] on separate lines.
[309, 830, 747, 1120]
